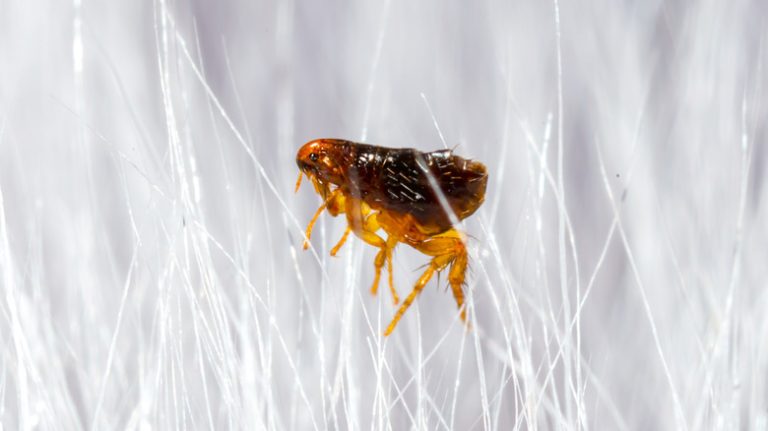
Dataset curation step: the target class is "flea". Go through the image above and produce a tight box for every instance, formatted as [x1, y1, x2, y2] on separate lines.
[296, 139, 487, 335]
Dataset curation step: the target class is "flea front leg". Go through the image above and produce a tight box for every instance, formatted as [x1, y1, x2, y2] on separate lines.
[329, 196, 371, 257]
[302, 189, 344, 250]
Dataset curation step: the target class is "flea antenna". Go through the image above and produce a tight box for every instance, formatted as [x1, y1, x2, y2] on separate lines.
[294, 171, 303, 193]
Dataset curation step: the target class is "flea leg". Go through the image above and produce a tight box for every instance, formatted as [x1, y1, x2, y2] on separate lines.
[384, 265, 435, 336]
[383, 230, 469, 335]
[325, 188, 346, 217]
[330, 226, 351, 256]
[302, 189, 343, 250]
[359, 213, 390, 298]
[385, 235, 399, 304]
[367, 234, 400, 304]
[447, 247, 468, 323]
[363, 215, 399, 304]
[384, 253, 452, 336]
[415, 229, 469, 324]
[370, 248, 386, 296]
[344, 200, 397, 300]
[302, 201, 327, 250]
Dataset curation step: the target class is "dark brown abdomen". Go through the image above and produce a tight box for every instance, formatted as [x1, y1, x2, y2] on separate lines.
[346, 145, 488, 233]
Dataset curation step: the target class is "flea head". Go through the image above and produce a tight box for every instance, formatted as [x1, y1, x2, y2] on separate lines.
[296, 139, 349, 186]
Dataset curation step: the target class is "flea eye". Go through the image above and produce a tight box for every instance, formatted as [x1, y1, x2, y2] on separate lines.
[309, 152, 319, 162]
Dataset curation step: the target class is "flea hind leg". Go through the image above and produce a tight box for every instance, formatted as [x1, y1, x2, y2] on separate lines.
[384, 253, 452, 336]
[448, 247, 468, 323]
[414, 229, 468, 323]
[384, 230, 468, 335]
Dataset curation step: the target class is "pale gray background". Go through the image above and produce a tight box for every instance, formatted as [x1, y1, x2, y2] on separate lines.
[1, 0, 766, 429]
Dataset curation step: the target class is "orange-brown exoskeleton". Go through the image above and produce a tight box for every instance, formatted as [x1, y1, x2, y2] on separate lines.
[295, 139, 487, 336]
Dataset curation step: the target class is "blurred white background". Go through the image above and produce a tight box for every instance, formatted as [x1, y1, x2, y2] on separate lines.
[0, 0, 766, 429]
